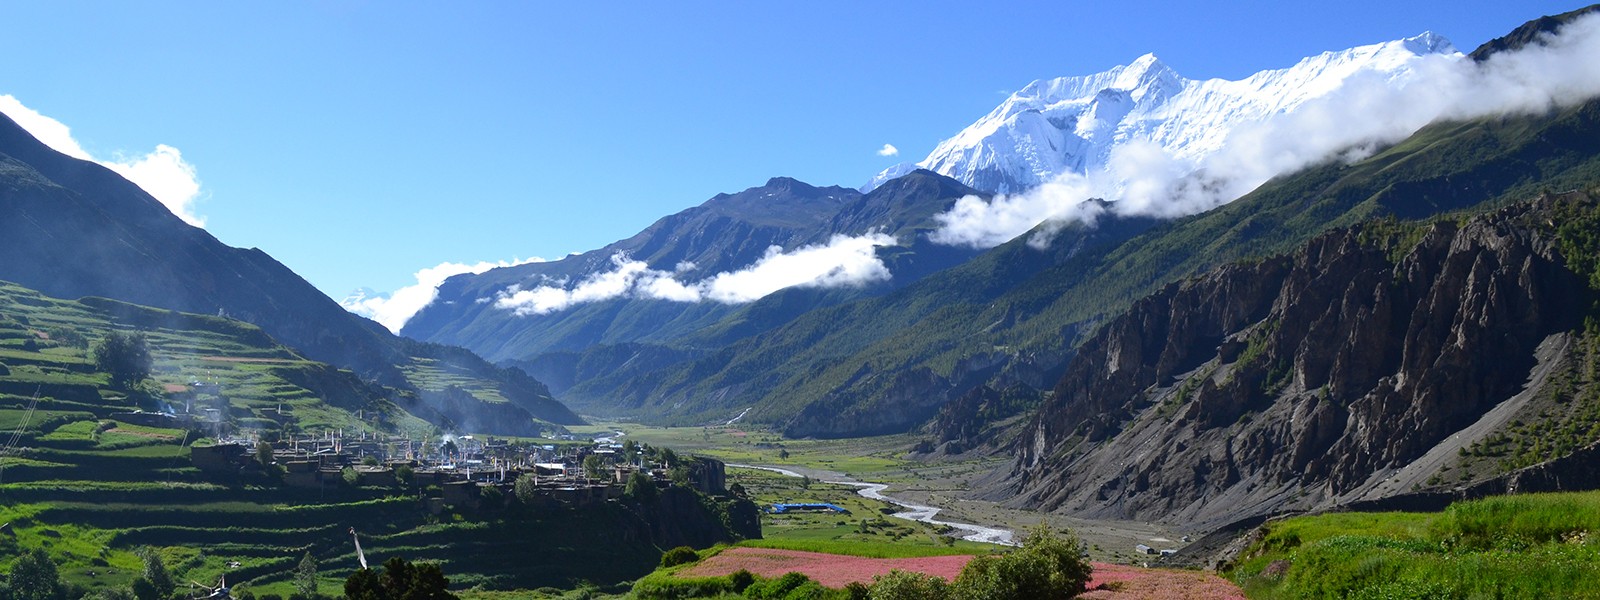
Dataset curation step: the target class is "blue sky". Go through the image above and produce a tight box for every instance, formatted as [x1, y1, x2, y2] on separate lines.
[0, 1, 1582, 298]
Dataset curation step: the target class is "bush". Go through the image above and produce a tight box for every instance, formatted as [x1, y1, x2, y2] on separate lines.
[659, 546, 699, 568]
[868, 570, 948, 600]
[742, 571, 845, 599]
[729, 569, 756, 593]
[947, 525, 1090, 600]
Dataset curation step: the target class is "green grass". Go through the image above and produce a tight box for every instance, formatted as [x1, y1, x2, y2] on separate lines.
[735, 537, 986, 558]
[0, 279, 643, 595]
[1229, 491, 1600, 599]
[590, 421, 913, 480]
[722, 466, 992, 559]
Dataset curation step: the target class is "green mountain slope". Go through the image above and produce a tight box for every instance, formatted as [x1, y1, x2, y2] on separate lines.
[0, 280, 753, 595]
[581, 80, 1600, 436]
[0, 278, 430, 457]
[403, 171, 987, 363]
[0, 112, 580, 434]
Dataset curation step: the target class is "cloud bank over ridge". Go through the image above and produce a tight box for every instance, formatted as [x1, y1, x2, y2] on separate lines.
[342, 258, 545, 333]
[493, 232, 896, 316]
[0, 95, 207, 227]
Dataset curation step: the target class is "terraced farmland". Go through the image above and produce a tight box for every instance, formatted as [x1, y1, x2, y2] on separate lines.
[0, 280, 746, 596]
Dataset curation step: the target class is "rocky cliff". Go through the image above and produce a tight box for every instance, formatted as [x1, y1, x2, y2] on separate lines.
[999, 192, 1600, 528]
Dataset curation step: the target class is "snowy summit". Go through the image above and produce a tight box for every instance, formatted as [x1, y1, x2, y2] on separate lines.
[865, 33, 1459, 194]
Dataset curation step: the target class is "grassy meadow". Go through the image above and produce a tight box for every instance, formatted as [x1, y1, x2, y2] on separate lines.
[1229, 491, 1600, 599]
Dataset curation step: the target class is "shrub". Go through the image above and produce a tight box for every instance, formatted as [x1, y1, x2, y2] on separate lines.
[659, 546, 699, 568]
[948, 525, 1090, 600]
[868, 569, 949, 600]
[729, 569, 756, 593]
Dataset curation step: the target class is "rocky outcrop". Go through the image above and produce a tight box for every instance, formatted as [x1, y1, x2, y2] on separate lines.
[1000, 195, 1595, 528]
[925, 383, 1045, 453]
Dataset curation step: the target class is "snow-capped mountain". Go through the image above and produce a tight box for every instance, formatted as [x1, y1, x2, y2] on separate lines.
[865, 33, 1459, 194]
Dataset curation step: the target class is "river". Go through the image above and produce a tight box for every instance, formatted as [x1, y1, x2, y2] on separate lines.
[729, 463, 1016, 546]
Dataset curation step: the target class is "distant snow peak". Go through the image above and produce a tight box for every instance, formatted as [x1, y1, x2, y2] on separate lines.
[492, 232, 898, 316]
[887, 32, 1460, 198]
[908, 15, 1600, 250]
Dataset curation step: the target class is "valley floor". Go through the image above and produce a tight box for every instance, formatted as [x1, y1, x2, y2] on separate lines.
[577, 421, 1199, 564]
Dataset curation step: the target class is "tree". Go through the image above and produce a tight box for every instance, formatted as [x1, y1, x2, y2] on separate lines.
[294, 551, 319, 598]
[394, 464, 415, 488]
[624, 470, 657, 502]
[513, 473, 540, 506]
[85, 589, 135, 600]
[130, 578, 159, 600]
[3, 548, 66, 600]
[344, 557, 458, 600]
[440, 440, 458, 460]
[478, 484, 504, 509]
[669, 464, 691, 488]
[582, 454, 606, 480]
[257, 440, 276, 466]
[93, 330, 152, 389]
[136, 547, 175, 600]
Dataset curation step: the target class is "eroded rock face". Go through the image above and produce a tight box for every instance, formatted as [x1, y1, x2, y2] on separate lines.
[1002, 198, 1591, 527]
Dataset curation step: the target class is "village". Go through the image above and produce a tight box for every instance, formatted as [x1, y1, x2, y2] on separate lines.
[186, 427, 728, 511]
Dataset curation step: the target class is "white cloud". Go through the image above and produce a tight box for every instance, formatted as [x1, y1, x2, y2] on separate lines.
[0, 95, 207, 227]
[877, 143, 900, 157]
[343, 257, 543, 332]
[493, 233, 897, 316]
[699, 233, 895, 303]
[102, 145, 204, 227]
[0, 95, 91, 160]
[928, 13, 1600, 249]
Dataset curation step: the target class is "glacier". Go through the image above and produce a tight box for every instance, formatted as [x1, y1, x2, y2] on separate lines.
[864, 33, 1459, 195]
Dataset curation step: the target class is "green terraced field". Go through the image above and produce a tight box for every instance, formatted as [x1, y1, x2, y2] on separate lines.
[0, 280, 743, 596]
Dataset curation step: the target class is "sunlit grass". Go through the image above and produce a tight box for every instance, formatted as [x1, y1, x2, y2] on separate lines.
[1230, 491, 1600, 599]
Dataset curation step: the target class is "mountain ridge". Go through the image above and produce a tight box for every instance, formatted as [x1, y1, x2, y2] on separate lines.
[401, 170, 988, 362]
[0, 111, 581, 434]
